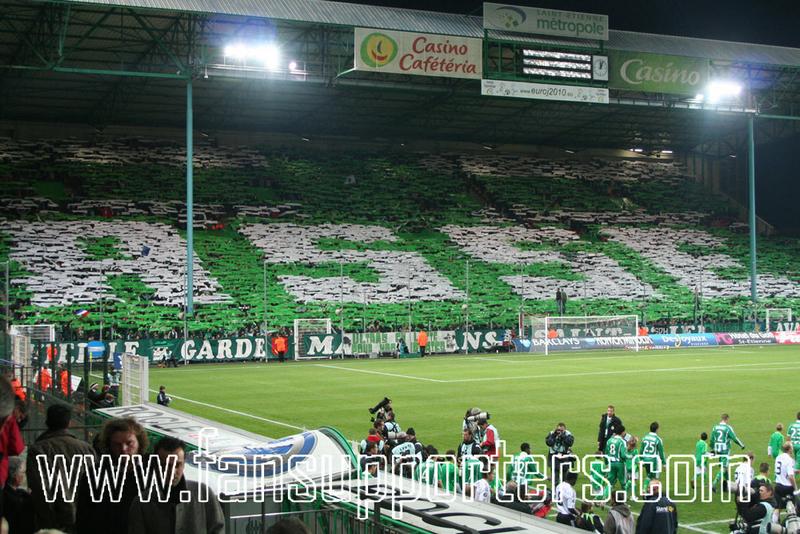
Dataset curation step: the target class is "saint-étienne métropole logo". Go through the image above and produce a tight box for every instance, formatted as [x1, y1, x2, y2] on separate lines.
[493, 5, 527, 29]
[360, 32, 398, 68]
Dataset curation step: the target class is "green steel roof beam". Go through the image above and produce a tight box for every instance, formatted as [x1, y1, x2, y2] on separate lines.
[127, 9, 187, 74]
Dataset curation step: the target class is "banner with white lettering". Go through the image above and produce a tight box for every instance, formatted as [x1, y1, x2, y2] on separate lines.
[608, 50, 710, 95]
[354, 28, 482, 79]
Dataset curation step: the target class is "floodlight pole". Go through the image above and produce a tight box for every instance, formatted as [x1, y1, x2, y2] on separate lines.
[3, 261, 8, 360]
[3, 261, 8, 330]
[262, 260, 268, 333]
[185, 78, 195, 316]
[747, 114, 757, 305]
[339, 262, 344, 355]
[465, 260, 469, 332]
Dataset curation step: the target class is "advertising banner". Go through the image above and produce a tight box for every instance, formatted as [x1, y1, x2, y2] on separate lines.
[714, 332, 777, 346]
[483, 3, 609, 40]
[649, 333, 718, 348]
[354, 28, 482, 79]
[39, 336, 287, 365]
[608, 50, 710, 95]
[773, 331, 800, 344]
[514, 336, 650, 352]
[482, 79, 609, 104]
[304, 330, 510, 358]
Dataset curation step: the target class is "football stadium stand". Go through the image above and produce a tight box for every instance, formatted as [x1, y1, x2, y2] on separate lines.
[2, 135, 799, 336]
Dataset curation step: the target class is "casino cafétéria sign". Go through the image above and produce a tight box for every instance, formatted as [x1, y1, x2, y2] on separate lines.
[355, 28, 482, 80]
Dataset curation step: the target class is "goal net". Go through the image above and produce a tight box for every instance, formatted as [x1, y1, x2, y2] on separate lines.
[528, 315, 640, 355]
[293, 318, 332, 360]
[121, 353, 149, 406]
[764, 308, 792, 332]
[10, 324, 55, 343]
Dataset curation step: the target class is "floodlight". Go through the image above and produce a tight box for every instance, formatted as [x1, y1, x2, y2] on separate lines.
[288, 61, 298, 71]
[257, 44, 281, 70]
[223, 42, 281, 70]
[704, 81, 742, 104]
[224, 43, 247, 61]
[661, 150, 673, 154]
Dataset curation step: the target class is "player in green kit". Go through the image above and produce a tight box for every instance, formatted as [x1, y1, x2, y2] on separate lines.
[438, 450, 458, 493]
[416, 446, 439, 486]
[605, 427, 628, 490]
[768, 424, 784, 460]
[694, 432, 709, 488]
[624, 435, 640, 493]
[589, 456, 610, 501]
[640, 422, 666, 481]
[711, 413, 745, 490]
[506, 443, 543, 488]
[789, 413, 800, 472]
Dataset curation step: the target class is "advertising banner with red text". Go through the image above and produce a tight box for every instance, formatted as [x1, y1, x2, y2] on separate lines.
[773, 331, 800, 344]
[355, 28, 482, 79]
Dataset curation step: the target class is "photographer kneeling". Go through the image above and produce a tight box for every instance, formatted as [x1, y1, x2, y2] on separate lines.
[735, 481, 779, 534]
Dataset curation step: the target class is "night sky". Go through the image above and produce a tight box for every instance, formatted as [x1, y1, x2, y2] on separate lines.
[337, 0, 800, 231]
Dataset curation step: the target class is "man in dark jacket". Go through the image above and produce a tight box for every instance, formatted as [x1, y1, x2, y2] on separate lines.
[4, 456, 34, 534]
[598, 405, 623, 453]
[128, 436, 225, 534]
[636, 480, 678, 534]
[27, 404, 96, 532]
[76, 416, 148, 534]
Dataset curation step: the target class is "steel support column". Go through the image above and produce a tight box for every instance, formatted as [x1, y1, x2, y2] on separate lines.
[747, 114, 757, 304]
[186, 79, 194, 316]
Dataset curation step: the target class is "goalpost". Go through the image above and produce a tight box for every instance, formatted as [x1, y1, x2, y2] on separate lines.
[764, 308, 792, 332]
[121, 353, 149, 406]
[528, 315, 640, 355]
[293, 318, 333, 360]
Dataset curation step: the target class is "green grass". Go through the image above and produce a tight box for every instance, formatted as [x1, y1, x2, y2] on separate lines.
[150, 344, 800, 533]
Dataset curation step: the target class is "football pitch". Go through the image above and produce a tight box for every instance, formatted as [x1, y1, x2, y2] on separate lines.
[150, 345, 800, 533]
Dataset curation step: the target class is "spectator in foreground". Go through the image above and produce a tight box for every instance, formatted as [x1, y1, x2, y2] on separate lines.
[636, 480, 678, 534]
[128, 436, 224, 534]
[0, 400, 24, 488]
[267, 517, 311, 534]
[27, 404, 96, 532]
[3, 456, 33, 534]
[76, 417, 148, 534]
[604, 495, 634, 534]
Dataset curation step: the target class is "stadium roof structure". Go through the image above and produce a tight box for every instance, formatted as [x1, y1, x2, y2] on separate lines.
[2, 0, 800, 155]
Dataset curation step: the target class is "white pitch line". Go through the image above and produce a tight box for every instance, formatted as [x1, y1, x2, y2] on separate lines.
[444, 361, 798, 384]
[148, 388, 306, 431]
[681, 524, 721, 534]
[314, 364, 446, 383]
[685, 519, 734, 527]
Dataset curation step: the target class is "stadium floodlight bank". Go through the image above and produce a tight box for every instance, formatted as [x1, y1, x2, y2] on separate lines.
[293, 318, 333, 359]
[764, 308, 792, 331]
[529, 315, 640, 355]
